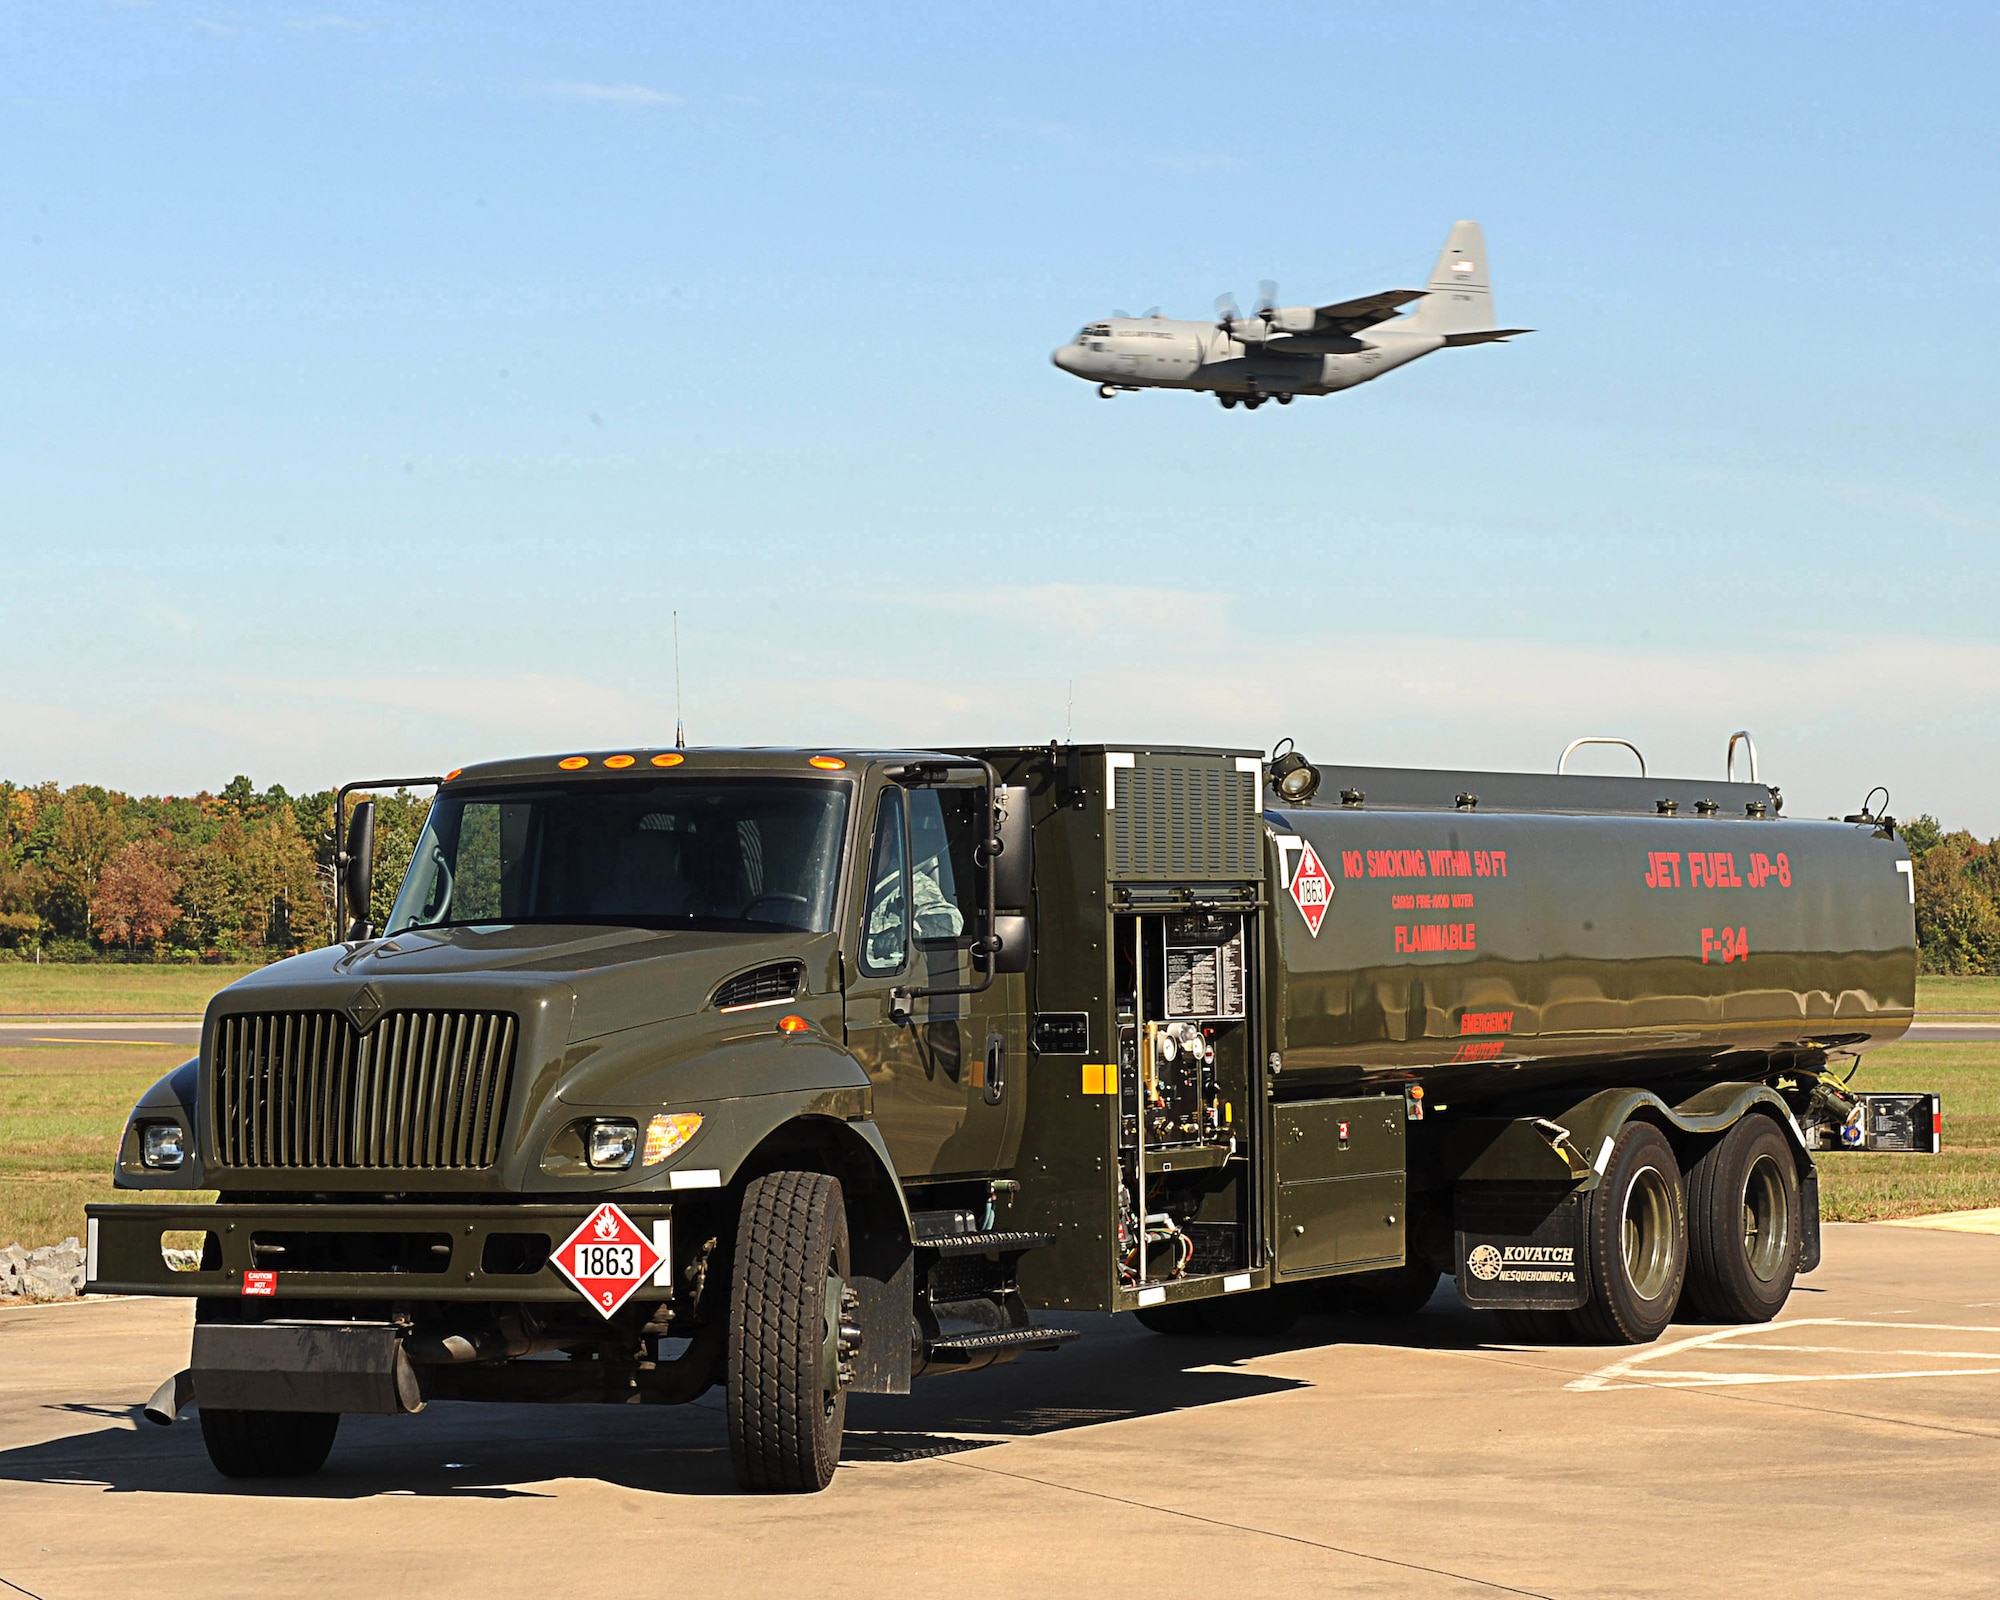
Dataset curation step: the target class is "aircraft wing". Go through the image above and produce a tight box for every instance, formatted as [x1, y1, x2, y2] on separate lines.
[1311, 289, 1426, 334]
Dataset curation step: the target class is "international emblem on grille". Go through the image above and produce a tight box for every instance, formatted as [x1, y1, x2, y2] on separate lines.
[345, 983, 385, 1032]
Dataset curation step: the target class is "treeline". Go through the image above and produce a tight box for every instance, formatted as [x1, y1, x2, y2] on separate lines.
[0, 778, 428, 962]
[4, 778, 1999, 973]
[1905, 816, 2000, 975]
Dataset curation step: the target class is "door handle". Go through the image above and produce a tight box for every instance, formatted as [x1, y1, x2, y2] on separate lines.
[983, 1032, 1006, 1106]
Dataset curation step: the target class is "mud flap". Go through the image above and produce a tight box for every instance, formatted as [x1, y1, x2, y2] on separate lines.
[1454, 1185, 1591, 1311]
[1798, 1163, 1822, 1274]
[191, 1321, 423, 1415]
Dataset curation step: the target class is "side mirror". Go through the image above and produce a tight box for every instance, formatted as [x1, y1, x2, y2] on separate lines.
[342, 801, 376, 941]
[992, 786, 1033, 911]
[982, 913, 1031, 976]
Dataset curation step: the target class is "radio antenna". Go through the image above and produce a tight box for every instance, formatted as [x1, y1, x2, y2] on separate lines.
[1067, 677, 1074, 743]
[674, 611, 686, 749]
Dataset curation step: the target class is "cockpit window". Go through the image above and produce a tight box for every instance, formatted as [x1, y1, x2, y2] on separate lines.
[385, 778, 851, 936]
[1084, 322, 1111, 337]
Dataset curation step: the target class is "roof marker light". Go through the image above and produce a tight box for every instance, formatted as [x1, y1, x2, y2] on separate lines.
[445, 768, 463, 782]
[777, 1014, 811, 1034]
[604, 754, 636, 769]
[558, 756, 590, 770]
[808, 756, 847, 770]
[651, 753, 684, 768]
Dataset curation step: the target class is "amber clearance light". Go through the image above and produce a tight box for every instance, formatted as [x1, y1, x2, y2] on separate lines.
[651, 752, 684, 768]
[558, 756, 590, 770]
[777, 1014, 811, 1034]
[604, 754, 636, 769]
[808, 756, 846, 770]
[642, 1111, 705, 1166]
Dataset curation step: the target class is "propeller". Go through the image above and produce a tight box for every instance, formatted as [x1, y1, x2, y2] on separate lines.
[1256, 280, 1279, 321]
[1214, 291, 1241, 334]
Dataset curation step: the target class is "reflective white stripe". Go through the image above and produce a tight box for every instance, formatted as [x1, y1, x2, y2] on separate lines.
[1594, 1136, 1616, 1175]
[1897, 860, 1915, 904]
[652, 1218, 673, 1286]
[1223, 1272, 1252, 1293]
[1137, 1286, 1166, 1306]
[1234, 756, 1263, 813]
[86, 1217, 99, 1282]
[1105, 752, 1135, 809]
[668, 1168, 723, 1190]
[1273, 835, 1304, 890]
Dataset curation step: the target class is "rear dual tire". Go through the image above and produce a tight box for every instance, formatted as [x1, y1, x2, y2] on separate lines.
[1683, 1115, 1800, 1323]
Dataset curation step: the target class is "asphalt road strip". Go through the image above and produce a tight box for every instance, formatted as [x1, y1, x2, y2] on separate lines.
[0, 1023, 200, 1049]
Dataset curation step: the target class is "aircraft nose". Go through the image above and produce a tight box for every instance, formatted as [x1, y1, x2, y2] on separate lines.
[1052, 344, 1079, 374]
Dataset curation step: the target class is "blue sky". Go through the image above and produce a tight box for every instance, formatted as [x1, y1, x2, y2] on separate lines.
[5, 1, 1997, 827]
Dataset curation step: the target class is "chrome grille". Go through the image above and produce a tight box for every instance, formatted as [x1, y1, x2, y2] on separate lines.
[211, 1010, 517, 1170]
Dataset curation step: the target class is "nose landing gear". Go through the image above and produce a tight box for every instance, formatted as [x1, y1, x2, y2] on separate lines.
[1098, 384, 1118, 400]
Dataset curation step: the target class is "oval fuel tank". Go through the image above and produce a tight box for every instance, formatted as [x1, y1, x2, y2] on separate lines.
[1264, 807, 1914, 1104]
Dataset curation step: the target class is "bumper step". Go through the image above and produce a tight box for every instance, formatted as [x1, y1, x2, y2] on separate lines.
[924, 1325, 1080, 1358]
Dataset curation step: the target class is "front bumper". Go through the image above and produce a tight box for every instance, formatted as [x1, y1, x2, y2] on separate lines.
[86, 1200, 679, 1304]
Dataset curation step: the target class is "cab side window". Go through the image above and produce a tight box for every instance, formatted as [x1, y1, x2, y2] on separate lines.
[860, 794, 909, 975]
[907, 788, 979, 943]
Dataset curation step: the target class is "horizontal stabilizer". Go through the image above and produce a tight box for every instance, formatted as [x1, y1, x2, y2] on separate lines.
[1442, 328, 1532, 346]
[1312, 288, 1425, 335]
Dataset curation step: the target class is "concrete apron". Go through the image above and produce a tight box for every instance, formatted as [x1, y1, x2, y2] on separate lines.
[0, 1222, 1996, 1600]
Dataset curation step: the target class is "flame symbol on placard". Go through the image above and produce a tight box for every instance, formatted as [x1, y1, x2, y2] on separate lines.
[594, 1209, 620, 1241]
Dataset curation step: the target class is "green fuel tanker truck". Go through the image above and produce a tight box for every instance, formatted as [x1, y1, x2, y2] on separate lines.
[89, 739, 1934, 1491]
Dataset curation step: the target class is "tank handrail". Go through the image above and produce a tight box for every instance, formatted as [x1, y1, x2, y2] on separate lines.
[1727, 730, 1759, 784]
[1557, 737, 1646, 777]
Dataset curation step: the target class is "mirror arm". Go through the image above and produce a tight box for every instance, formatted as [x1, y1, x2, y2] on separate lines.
[332, 775, 445, 947]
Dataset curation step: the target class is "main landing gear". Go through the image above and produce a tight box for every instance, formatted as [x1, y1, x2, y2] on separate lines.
[1216, 392, 1293, 410]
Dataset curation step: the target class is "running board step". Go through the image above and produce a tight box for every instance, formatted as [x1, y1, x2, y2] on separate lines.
[924, 1325, 1080, 1357]
[914, 1228, 1055, 1257]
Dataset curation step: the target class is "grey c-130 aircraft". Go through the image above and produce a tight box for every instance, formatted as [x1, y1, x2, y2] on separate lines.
[1052, 220, 1529, 409]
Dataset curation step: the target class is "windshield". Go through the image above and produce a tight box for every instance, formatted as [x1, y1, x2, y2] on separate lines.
[385, 778, 851, 936]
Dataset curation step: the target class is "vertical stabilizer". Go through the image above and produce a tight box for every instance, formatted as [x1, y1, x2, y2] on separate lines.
[1407, 220, 1494, 334]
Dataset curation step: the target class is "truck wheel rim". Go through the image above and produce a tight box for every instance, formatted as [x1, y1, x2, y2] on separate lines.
[1741, 1155, 1791, 1282]
[1621, 1165, 1675, 1301]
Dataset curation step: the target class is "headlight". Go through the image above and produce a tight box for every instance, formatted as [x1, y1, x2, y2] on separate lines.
[643, 1111, 705, 1166]
[587, 1119, 639, 1170]
[140, 1121, 187, 1170]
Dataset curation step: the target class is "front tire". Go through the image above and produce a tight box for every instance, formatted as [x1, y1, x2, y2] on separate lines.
[1683, 1115, 1800, 1323]
[198, 1408, 339, 1478]
[1570, 1122, 1687, 1344]
[726, 1170, 850, 1493]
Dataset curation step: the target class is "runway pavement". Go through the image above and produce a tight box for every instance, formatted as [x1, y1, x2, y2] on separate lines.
[1, 1223, 1995, 1599]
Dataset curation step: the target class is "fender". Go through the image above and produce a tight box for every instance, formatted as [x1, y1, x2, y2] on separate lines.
[112, 1058, 207, 1191]
[1450, 1081, 1810, 1191]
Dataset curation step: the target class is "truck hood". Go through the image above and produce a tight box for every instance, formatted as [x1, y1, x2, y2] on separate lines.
[224, 924, 835, 1043]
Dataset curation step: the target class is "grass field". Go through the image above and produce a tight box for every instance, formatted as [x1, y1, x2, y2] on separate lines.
[0, 962, 260, 1015]
[0, 1042, 214, 1254]
[1818, 1040, 2000, 1220]
[1917, 975, 2000, 1014]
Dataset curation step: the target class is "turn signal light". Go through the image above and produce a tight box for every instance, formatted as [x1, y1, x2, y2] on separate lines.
[651, 753, 684, 768]
[559, 756, 590, 770]
[604, 754, 636, 769]
[808, 756, 846, 770]
[642, 1111, 705, 1166]
[777, 1014, 811, 1035]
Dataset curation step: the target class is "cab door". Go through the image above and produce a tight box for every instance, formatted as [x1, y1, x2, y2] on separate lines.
[843, 781, 1025, 1180]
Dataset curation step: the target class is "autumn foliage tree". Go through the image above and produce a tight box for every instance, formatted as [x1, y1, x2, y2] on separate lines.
[93, 839, 181, 952]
